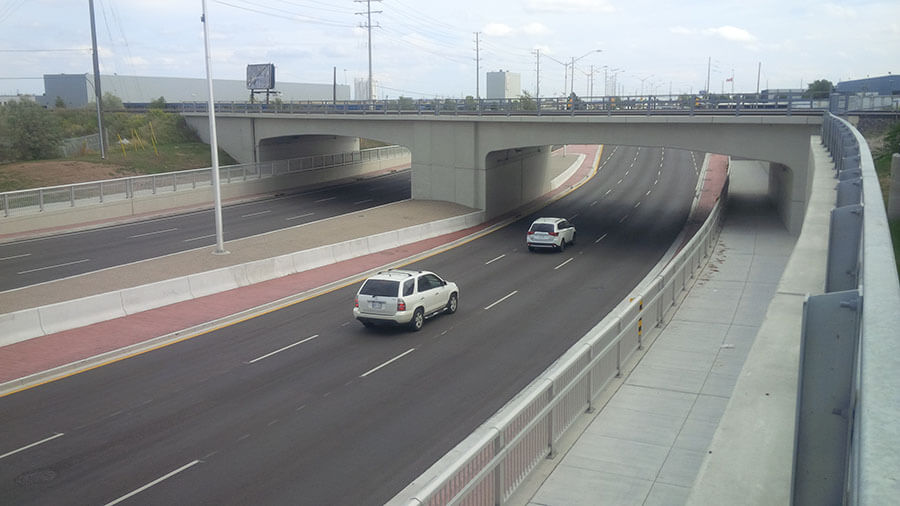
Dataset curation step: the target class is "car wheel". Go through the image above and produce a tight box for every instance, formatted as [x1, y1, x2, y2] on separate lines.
[445, 293, 458, 314]
[528, 245, 535, 252]
[409, 307, 425, 331]
[558, 238, 565, 252]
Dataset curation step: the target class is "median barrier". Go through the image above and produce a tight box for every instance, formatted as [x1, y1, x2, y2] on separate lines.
[37, 292, 126, 336]
[187, 268, 241, 299]
[121, 277, 193, 315]
[0, 310, 43, 347]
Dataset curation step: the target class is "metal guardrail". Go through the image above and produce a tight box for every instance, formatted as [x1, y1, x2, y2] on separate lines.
[793, 114, 900, 505]
[169, 93, 830, 117]
[400, 187, 726, 505]
[0, 145, 408, 218]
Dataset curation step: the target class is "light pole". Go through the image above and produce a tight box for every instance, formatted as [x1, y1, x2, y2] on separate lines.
[568, 49, 602, 96]
[542, 53, 569, 97]
[201, 0, 226, 255]
[637, 74, 653, 96]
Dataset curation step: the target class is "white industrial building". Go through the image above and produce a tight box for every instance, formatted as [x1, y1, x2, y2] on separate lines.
[486, 70, 521, 100]
[39, 73, 350, 108]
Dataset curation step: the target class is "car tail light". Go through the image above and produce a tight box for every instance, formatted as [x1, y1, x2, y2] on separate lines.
[548, 231, 558, 236]
[527, 230, 534, 235]
[354, 296, 359, 308]
[397, 298, 406, 311]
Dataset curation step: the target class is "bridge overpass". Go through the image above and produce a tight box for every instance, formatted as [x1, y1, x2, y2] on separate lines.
[183, 112, 820, 234]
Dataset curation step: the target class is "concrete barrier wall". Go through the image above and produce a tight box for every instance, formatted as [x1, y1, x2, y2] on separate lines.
[0, 209, 483, 347]
[1, 154, 410, 236]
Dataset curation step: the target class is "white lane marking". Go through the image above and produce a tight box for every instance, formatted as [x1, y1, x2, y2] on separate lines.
[646, 190, 652, 195]
[554, 258, 574, 270]
[104, 460, 201, 506]
[17, 258, 90, 275]
[248, 334, 319, 364]
[286, 212, 315, 221]
[654, 179, 659, 185]
[590, 200, 599, 206]
[569, 213, 579, 220]
[0, 253, 31, 261]
[634, 201, 642, 208]
[485, 254, 506, 265]
[594, 233, 608, 244]
[129, 228, 177, 239]
[0, 433, 64, 460]
[619, 214, 629, 223]
[484, 290, 518, 310]
[183, 234, 216, 243]
[360, 348, 416, 378]
[241, 210, 271, 218]
[625, 170, 630, 176]
[617, 179, 623, 185]
[354, 199, 373, 205]
[314, 196, 337, 203]
[605, 189, 612, 195]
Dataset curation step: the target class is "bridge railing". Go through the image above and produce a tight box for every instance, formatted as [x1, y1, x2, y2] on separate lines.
[0, 145, 408, 218]
[394, 182, 727, 505]
[170, 93, 830, 117]
[792, 113, 900, 504]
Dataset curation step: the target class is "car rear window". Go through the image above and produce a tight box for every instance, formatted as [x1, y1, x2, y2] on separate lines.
[360, 279, 400, 297]
[530, 223, 555, 233]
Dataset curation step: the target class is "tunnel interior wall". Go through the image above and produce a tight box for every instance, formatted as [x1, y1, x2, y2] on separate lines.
[484, 146, 551, 218]
[258, 134, 360, 162]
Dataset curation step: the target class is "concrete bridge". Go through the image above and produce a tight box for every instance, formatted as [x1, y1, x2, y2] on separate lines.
[184, 113, 821, 234]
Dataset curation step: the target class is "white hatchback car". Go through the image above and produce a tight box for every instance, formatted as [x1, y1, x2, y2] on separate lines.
[526, 217, 576, 252]
[353, 269, 459, 331]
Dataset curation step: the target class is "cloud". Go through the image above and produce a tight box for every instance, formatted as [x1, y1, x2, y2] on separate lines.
[702, 26, 757, 43]
[521, 22, 550, 35]
[483, 23, 513, 37]
[824, 3, 857, 18]
[525, 0, 616, 14]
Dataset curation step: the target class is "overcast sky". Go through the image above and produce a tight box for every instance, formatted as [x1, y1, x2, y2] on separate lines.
[1, 0, 898, 99]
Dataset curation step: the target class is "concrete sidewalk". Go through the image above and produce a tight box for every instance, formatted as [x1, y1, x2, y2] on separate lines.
[518, 160, 796, 506]
[0, 147, 596, 392]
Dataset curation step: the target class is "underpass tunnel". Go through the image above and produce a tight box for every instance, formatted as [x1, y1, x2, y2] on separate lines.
[483, 144, 553, 218]
[257, 134, 360, 162]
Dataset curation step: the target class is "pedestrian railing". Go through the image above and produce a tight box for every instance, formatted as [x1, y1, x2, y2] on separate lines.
[397, 185, 726, 505]
[1, 145, 408, 217]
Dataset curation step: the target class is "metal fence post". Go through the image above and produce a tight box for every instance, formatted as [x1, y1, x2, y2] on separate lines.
[70, 186, 75, 207]
[39, 188, 44, 212]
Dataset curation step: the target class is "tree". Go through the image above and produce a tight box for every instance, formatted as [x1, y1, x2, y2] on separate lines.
[55, 96, 66, 109]
[2, 101, 62, 160]
[519, 90, 537, 111]
[149, 96, 166, 109]
[101, 92, 124, 110]
[803, 79, 834, 100]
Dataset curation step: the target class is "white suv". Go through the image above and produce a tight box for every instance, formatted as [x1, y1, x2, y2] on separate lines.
[526, 217, 576, 252]
[353, 269, 459, 331]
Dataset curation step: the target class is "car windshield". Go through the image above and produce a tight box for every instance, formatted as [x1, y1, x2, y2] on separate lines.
[360, 279, 399, 297]
[530, 223, 555, 233]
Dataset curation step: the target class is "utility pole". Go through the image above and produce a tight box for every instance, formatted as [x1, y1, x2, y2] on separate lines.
[534, 48, 540, 100]
[355, 0, 381, 101]
[706, 56, 711, 95]
[474, 32, 481, 99]
[88, 0, 105, 159]
[756, 62, 761, 95]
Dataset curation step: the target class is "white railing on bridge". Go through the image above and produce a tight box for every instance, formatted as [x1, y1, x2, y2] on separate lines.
[0, 145, 408, 218]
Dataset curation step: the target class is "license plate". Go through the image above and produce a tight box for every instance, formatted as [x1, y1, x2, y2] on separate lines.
[369, 301, 383, 309]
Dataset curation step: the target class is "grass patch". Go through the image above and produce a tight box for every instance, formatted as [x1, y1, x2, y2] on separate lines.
[71, 142, 237, 176]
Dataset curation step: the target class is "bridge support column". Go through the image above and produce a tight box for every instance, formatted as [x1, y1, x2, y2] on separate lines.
[409, 121, 485, 212]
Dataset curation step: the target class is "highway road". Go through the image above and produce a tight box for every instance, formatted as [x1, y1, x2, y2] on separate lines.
[0, 146, 702, 505]
[0, 170, 411, 291]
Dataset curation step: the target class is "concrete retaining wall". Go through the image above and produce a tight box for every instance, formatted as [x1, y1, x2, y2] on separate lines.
[0, 209, 483, 347]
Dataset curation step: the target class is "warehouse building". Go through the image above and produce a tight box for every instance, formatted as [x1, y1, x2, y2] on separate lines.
[40, 73, 350, 108]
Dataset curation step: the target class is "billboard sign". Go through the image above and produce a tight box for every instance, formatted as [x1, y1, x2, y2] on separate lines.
[246, 63, 275, 90]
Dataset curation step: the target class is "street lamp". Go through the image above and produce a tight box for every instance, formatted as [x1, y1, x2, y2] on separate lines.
[542, 53, 570, 97]
[569, 49, 602, 96]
